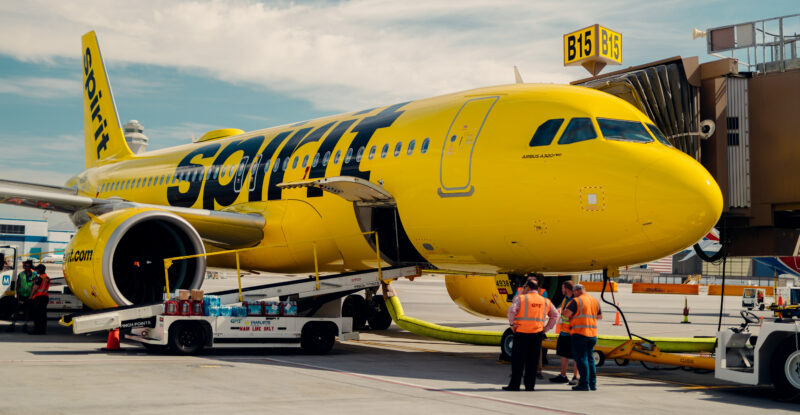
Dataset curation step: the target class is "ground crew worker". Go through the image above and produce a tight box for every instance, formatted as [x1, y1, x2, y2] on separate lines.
[562, 283, 602, 391]
[550, 280, 580, 385]
[30, 264, 50, 335]
[503, 280, 559, 391]
[7, 260, 37, 332]
[532, 275, 548, 379]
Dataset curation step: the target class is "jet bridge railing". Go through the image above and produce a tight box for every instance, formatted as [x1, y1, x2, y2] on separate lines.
[163, 231, 386, 302]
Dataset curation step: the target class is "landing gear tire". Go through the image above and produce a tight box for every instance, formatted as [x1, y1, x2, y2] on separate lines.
[500, 328, 513, 361]
[770, 335, 800, 401]
[367, 295, 392, 330]
[593, 350, 605, 367]
[615, 358, 630, 366]
[342, 294, 368, 330]
[301, 322, 336, 355]
[168, 322, 205, 355]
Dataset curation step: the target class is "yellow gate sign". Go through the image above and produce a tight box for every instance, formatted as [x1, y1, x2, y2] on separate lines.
[564, 24, 622, 76]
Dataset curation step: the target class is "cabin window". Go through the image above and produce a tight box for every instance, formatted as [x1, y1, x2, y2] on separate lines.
[282, 157, 289, 171]
[323, 151, 331, 166]
[646, 123, 672, 147]
[407, 140, 416, 155]
[597, 118, 653, 143]
[312, 153, 320, 168]
[381, 144, 389, 159]
[345, 148, 353, 164]
[368, 146, 376, 160]
[292, 156, 299, 169]
[558, 118, 597, 145]
[302, 155, 309, 168]
[356, 146, 364, 162]
[529, 119, 564, 146]
[334, 150, 341, 165]
[263, 159, 271, 173]
[421, 138, 430, 154]
[394, 142, 402, 157]
[273, 158, 280, 172]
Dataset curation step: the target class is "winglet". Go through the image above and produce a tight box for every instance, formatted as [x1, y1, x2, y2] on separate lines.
[81, 31, 133, 169]
[513, 66, 524, 84]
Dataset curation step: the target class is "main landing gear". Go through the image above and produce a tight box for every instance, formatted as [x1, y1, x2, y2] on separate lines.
[342, 288, 392, 331]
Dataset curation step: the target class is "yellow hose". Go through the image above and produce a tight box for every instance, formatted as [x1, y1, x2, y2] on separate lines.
[382, 284, 715, 352]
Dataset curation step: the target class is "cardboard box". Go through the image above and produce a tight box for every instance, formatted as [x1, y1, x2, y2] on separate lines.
[191, 289, 204, 301]
[178, 289, 191, 300]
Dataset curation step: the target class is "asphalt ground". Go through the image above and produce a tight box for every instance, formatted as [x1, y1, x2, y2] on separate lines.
[0, 271, 797, 414]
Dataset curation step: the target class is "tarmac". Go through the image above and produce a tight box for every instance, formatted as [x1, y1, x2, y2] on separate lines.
[0, 271, 797, 414]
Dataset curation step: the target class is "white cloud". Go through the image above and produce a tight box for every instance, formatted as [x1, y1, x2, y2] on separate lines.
[0, 76, 79, 99]
[0, 0, 706, 111]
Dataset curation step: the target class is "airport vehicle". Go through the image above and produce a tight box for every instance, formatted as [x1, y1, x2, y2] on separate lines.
[716, 311, 800, 399]
[0, 246, 17, 317]
[0, 31, 722, 318]
[65, 266, 418, 354]
[742, 288, 766, 310]
[770, 288, 800, 319]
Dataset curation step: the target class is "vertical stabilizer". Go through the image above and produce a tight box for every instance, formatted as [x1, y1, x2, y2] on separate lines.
[81, 31, 132, 169]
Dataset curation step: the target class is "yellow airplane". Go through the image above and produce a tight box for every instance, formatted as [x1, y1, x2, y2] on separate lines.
[0, 31, 722, 320]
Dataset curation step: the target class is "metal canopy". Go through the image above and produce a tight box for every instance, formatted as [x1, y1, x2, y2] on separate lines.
[278, 176, 395, 206]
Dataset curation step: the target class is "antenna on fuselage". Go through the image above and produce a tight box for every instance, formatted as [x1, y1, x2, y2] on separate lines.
[513, 66, 524, 84]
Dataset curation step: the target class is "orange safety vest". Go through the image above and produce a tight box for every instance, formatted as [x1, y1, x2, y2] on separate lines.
[557, 297, 572, 334]
[514, 293, 551, 333]
[569, 294, 599, 337]
[31, 273, 50, 299]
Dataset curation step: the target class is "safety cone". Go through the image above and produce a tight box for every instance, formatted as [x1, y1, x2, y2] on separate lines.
[105, 328, 120, 351]
[778, 296, 784, 306]
[759, 316, 763, 327]
[681, 297, 691, 324]
[613, 302, 622, 326]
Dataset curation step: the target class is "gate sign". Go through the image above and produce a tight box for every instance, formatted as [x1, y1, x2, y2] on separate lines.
[564, 24, 622, 76]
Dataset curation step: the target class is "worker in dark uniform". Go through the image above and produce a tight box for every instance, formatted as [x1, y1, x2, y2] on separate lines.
[29, 264, 50, 335]
[562, 283, 602, 391]
[503, 280, 559, 391]
[7, 260, 36, 332]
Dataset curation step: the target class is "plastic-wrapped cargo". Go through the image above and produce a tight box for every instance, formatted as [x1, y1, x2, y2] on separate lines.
[263, 301, 281, 316]
[231, 306, 247, 317]
[203, 295, 221, 311]
[205, 306, 220, 317]
[245, 302, 264, 316]
[218, 306, 232, 317]
[281, 301, 298, 316]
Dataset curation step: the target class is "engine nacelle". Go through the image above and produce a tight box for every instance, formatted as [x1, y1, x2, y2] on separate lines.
[444, 274, 571, 319]
[64, 208, 206, 309]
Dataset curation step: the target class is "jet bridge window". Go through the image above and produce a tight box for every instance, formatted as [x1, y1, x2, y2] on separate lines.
[558, 118, 597, 145]
[597, 118, 653, 143]
[529, 118, 564, 147]
[646, 123, 673, 147]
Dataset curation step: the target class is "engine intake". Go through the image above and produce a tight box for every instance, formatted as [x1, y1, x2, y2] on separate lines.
[64, 208, 206, 308]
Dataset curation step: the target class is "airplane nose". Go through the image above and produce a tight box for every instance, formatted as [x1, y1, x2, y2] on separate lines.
[636, 153, 723, 253]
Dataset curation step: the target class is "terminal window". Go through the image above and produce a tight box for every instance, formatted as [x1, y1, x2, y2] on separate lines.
[0, 225, 25, 235]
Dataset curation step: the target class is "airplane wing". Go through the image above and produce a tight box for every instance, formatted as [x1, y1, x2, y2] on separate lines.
[0, 179, 265, 248]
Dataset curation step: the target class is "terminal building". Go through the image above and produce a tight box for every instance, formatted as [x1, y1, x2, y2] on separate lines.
[0, 218, 75, 260]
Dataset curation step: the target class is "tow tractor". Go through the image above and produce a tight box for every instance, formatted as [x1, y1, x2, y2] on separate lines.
[61, 266, 419, 355]
[769, 287, 800, 320]
[742, 288, 766, 311]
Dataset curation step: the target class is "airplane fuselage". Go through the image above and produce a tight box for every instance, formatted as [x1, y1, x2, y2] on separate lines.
[69, 84, 721, 276]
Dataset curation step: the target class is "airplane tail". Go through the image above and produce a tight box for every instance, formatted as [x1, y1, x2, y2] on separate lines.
[81, 31, 133, 169]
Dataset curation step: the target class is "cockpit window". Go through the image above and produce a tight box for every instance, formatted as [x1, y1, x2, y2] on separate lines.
[597, 118, 653, 143]
[529, 119, 563, 147]
[558, 118, 597, 145]
[646, 123, 673, 147]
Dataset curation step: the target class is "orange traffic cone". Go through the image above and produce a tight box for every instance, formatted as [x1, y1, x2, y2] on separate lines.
[759, 316, 763, 327]
[105, 329, 120, 351]
[613, 302, 622, 326]
[778, 296, 784, 306]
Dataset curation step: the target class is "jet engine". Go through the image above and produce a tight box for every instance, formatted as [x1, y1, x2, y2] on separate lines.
[444, 274, 571, 319]
[63, 208, 206, 309]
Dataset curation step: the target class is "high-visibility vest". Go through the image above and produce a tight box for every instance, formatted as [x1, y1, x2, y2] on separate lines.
[31, 273, 50, 299]
[538, 287, 547, 298]
[557, 296, 572, 334]
[514, 293, 551, 333]
[569, 294, 599, 337]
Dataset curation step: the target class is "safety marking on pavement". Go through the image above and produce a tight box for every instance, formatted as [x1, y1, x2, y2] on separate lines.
[259, 356, 586, 415]
[344, 339, 441, 353]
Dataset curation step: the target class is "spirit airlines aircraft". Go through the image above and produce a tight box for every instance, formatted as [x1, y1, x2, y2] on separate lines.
[0, 32, 722, 319]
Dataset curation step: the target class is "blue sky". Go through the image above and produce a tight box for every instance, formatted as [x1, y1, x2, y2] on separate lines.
[0, 0, 797, 228]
